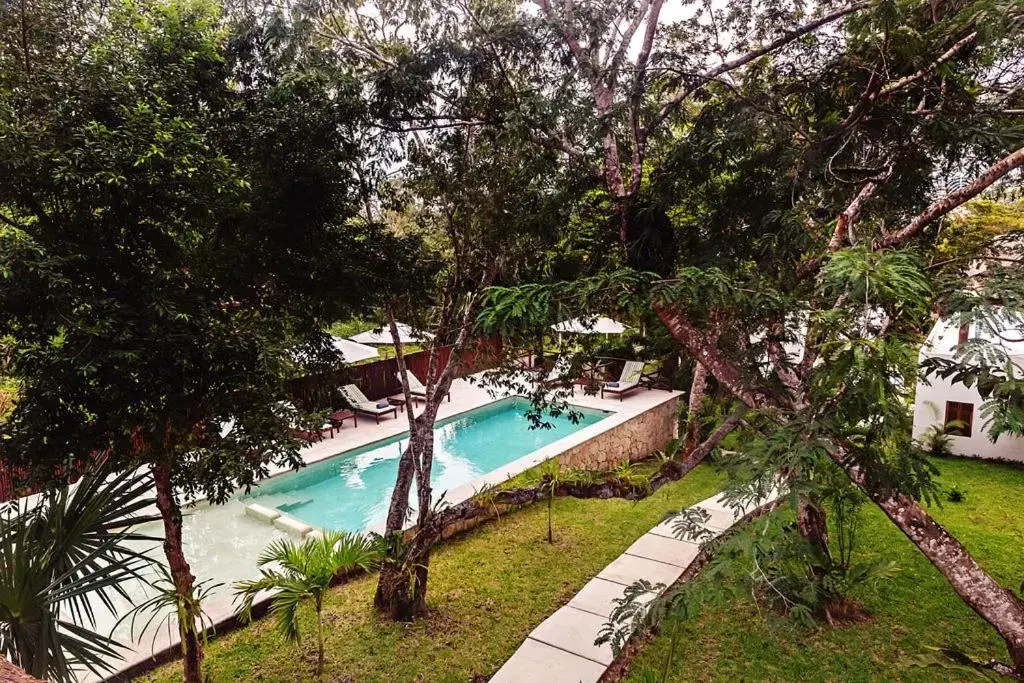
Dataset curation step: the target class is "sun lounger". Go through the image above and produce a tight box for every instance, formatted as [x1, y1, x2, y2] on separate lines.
[600, 360, 645, 400]
[395, 371, 450, 402]
[339, 384, 398, 423]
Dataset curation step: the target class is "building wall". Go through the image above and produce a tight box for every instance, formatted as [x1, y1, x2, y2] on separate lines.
[913, 373, 1024, 463]
[555, 395, 680, 470]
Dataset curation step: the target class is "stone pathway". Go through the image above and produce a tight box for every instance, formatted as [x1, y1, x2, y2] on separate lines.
[490, 489, 778, 683]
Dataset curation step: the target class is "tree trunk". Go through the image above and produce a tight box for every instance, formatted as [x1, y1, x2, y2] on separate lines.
[547, 493, 554, 543]
[375, 281, 494, 620]
[152, 463, 203, 683]
[684, 362, 709, 453]
[797, 495, 831, 560]
[833, 451, 1024, 672]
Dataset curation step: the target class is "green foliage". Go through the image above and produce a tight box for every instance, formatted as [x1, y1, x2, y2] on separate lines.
[0, 466, 160, 682]
[823, 248, 932, 315]
[918, 424, 956, 457]
[0, 0, 398, 499]
[610, 461, 652, 493]
[947, 483, 968, 503]
[234, 531, 382, 676]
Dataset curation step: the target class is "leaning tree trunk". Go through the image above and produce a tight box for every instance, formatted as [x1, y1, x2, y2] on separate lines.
[655, 305, 1024, 673]
[832, 450, 1024, 673]
[153, 463, 203, 683]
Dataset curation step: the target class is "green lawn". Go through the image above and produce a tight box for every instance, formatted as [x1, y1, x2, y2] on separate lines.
[143, 464, 727, 682]
[143, 457, 1023, 682]
[624, 456, 1024, 682]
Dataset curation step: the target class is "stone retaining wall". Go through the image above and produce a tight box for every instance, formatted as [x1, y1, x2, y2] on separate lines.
[439, 395, 680, 540]
[555, 395, 679, 470]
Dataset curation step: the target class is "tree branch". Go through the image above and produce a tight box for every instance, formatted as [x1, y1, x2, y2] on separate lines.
[876, 31, 978, 98]
[874, 145, 1024, 250]
[827, 169, 891, 251]
[655, 304, 790, 411]
[645, 3, 869, 136]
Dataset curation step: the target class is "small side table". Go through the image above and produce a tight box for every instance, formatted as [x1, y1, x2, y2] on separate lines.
[329, 409, 357, 430]
[388, 395, 407, 408]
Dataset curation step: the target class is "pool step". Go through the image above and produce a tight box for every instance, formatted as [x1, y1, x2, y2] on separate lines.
[244, 502, 319, 539]
[244, 503, 280, 524]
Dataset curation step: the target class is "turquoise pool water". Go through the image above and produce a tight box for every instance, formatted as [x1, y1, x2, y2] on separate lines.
[244, 398, 610, 531]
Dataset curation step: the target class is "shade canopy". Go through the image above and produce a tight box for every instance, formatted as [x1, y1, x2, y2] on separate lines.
[349, 322, 434, 345]
[332, 336, 379, 363]
[551, 316, 629, 335]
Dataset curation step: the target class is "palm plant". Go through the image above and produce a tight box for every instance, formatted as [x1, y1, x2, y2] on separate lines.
[0, 466, 160, 682]
[234, 531, 382, 677]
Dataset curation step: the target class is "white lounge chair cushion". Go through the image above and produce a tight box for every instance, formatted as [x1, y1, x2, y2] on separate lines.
[397, 371, 428, 395]
[604, 361, 644, 391]
[341, 384, 392, 413]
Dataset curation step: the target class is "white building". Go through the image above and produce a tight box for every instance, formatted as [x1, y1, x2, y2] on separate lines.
[912, 314, 1024, 462]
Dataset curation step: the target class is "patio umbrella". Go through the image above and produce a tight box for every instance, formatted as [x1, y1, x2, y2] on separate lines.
[551, 316, 630, 335]
[332, 336, 379, 363]
[349, 322, 434, 345]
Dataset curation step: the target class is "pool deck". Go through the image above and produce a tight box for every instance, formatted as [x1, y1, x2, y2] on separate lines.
[92, 376, 681, 682]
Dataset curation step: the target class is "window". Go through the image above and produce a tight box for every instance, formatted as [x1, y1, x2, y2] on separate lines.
[958, 324, 970, 345]
[944, 401, 974, 437]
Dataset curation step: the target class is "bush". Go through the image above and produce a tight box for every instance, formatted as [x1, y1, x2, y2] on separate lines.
[918, 425, 954, 457]
[947, 484, 967, 503]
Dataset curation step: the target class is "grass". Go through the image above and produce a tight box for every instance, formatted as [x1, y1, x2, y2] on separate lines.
[624, 456, 1024, 682]
[143, 464, 727, 682]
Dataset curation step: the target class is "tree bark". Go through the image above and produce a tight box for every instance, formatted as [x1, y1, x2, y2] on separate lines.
[832, 449, 1024, 671]
[797, 495, 831, 559]
[153, 463, 203, 683]
[684, 362, 708, 453]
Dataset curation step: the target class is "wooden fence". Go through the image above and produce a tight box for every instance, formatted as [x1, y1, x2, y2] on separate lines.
[284, 337, 503, 410]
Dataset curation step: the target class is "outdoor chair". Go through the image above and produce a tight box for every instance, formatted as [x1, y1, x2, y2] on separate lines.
[600, 360, 646, 400]
[339, 384, 398, 423]
[395, 371, 450, 402]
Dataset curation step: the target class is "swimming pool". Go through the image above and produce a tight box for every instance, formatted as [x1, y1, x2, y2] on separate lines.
[244, 397, 611, 531]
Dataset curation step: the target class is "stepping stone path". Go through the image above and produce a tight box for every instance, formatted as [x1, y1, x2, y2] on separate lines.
[490, 489, 778, 683]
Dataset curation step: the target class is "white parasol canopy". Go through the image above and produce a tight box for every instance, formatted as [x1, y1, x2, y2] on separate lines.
[551, 316, 630, 335]
[332, 336, 379, 363]
[349, 322, 434, 345]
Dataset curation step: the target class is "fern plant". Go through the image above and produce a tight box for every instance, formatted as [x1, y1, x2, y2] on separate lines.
[610, 461, 652, 493]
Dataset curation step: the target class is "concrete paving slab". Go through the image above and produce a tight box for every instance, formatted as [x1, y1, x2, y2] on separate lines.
[569, 577, 657, 619]
[489, 637, 606, 683]
[529, 606, 615, 665]
[624, 532, 701, 568]
[598, 552, 684, 588]
[647, 515, 725, 542]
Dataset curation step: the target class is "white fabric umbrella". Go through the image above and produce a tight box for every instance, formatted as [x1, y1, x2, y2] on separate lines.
[551, 316, 629, 335]
[332, 336, 379, 363]
[349, 322, 434, 345]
